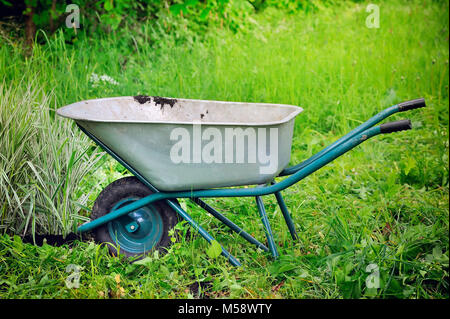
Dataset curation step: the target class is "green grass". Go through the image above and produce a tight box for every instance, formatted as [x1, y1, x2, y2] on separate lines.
[0, 0, 448, 298]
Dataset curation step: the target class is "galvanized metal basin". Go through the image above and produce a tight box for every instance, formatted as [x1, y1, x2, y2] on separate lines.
[57, 96, 303, 191]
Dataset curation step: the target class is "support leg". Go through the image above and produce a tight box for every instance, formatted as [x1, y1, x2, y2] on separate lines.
[191, 198, 269, 252]
[168, 200, 242, 267]
[255, 196, 279, 259]
[274, 191, 299, 240]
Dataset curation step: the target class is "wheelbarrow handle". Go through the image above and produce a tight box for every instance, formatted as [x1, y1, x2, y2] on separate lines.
[380, 119, 412, 134]
[280, 98, 425, 176]
[398, 98, 426, 112]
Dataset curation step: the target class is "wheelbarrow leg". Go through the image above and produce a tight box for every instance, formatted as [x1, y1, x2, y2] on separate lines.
[274, 191, 299, 240]
[255, 196, 279, 259]
[191, 198, 269, 252]
[167, 199, 242, 267]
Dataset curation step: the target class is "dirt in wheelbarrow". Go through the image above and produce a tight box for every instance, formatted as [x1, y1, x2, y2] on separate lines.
[134, 95, 177, 109]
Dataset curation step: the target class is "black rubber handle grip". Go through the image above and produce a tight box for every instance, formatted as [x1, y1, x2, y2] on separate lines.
[398, 98, 426, 112]
[380, 119, 412, 134]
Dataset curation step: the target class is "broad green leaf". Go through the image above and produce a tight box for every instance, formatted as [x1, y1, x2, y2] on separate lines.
[404, 157, 416, 175]
[104, 0, 114, 11]
[133, 256, 153, 266]
[432, 245, 442, 259]
[206, 240, 222, 259]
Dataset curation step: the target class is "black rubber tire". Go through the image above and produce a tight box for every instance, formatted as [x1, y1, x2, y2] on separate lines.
[91, 176, 179, 258]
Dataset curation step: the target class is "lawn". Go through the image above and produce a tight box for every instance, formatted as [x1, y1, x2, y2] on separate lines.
[0, 0, 448, 298]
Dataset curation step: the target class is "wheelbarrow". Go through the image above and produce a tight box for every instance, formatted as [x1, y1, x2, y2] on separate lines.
[57, 96, 426, 266]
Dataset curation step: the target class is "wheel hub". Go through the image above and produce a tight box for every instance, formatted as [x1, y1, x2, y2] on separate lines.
[107, 197, 163, 254]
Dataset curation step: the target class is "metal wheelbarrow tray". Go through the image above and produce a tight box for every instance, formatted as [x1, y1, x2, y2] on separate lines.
[57, 96, 426, 266]
[57, 96, 302, 191]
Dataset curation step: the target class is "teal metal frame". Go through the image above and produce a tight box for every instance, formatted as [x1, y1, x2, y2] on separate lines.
[76, 99, 425, 266]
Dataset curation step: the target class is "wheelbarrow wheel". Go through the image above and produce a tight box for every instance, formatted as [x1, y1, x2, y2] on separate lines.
[91, 176, 179, 258]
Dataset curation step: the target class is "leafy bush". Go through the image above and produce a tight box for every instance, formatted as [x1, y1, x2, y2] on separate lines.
[0, 78, 103, 237]
[0, 0, 321, 45]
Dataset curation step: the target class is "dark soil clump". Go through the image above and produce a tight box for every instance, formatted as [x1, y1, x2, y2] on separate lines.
[21, 232, 89, 247]
[133, 95, 152, 104]
[133, 95, 177, 109]
[152, 96, 177, 109]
